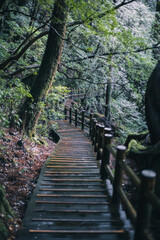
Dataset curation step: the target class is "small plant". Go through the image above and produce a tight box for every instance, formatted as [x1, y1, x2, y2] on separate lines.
[36, 85, 69, 136]
[0, 77, 32, 134]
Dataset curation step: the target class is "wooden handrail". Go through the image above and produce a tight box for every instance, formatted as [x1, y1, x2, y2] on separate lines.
[65, 89, 105, 100]
[63, 105, 160, 240]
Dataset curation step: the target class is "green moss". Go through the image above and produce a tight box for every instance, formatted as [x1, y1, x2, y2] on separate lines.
[0, 186, 14, 240]
[3, 200, 13, 216]
[0, 221, 9, 240]
[128, 139, 146, 152]
[126, 139, 148, 157]
[0, 187, 5, 201]
[0, 185, 14, 216]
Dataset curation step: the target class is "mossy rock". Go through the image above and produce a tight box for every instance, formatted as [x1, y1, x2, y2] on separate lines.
[127, 139, 147, 153]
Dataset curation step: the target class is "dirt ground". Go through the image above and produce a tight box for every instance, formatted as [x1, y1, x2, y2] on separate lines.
[0, 128, 55, 239]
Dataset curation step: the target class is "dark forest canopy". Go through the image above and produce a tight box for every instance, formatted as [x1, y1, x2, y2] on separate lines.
[1, 2, 160, 240]
[0, 0, 159, 139]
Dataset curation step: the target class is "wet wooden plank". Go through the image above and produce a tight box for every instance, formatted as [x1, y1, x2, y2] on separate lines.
[35, 200, 109, 205]
[16, 120, 132, 240]
[31, 218, 117, 222]
[39, 189, 105, 192]
[29, 229, 125, 234]
[37, 194, 107, 198]
[43, 178, 102, 181]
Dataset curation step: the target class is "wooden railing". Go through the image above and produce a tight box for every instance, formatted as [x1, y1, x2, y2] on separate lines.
[65, 88, 105, 100]
[64, 106, 160, 240]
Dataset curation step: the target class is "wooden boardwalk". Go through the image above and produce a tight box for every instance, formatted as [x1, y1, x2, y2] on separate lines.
[16, 120, 133, 240]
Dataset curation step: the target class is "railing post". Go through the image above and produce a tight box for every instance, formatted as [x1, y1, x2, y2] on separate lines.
[96, 125, 105, 160]
[89, 113, 93, 137]
[134, 170, 156, 240]
[81, 110, 85, 130]
[64, 106, 67, 120]
[100, 133, 112, 180]
[105, 104, 108, 118]
[94, 124, 100, 152]
[98, 125, 104, 150]
[69, 107, 72, 124]
[112, 145, 126, 204]
[92, 119, 97, 145]
[75, 109, 78, 127]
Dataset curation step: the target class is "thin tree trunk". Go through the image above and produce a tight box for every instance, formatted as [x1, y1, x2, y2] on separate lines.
[20, 0, 68, 136]
[105, 57, 114, 121]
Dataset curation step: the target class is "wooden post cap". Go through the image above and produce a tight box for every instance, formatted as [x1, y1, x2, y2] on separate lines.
[141, 170, 156, 178]
[99, 125, 104, 130]
[116, 145, 126, 160]
[117, 145, 126, 151]
[104, 134, 112, 144]
[104, 128, 112, 134]
[104, 133, 112, 138]
[104, 127, 112, 131]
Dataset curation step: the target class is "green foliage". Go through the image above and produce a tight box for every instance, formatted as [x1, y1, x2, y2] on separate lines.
[0, 77, 32, 131]
[111, 97, 147, 143]
[0, 0, 158, 140]
[127, 139, 147, 153]
[36, 85, 69, 136]
[0, 185, 14, 240]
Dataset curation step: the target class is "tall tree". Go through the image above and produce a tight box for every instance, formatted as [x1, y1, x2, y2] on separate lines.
[153, 0, 160, 59]
[20, 0, 68, 136]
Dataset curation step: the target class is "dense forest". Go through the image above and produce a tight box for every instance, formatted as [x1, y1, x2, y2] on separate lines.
[0, 0, 160, 239]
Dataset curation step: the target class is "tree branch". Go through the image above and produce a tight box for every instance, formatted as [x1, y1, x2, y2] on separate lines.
[68, 0, 136, 27]
[71, 43, 160, 62]
[13, 22, 49, 55]
[0, 31, 48, 70]
[58, 69, 106, 85]
[5, 64, 40, 78]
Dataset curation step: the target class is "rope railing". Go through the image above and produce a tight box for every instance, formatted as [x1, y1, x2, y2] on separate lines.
[63, 106, 160, 240]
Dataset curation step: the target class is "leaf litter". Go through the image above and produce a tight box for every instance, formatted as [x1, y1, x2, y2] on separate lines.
[0, 128, 56, 239]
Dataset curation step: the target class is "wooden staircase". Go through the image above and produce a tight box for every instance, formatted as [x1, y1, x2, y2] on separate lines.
[16, 120, 133, 240]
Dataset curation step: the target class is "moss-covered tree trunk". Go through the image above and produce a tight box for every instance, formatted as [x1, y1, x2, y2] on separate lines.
[20, 0, 68, 136]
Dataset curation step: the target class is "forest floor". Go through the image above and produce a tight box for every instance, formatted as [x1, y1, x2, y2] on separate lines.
[0, 128, 56, 240]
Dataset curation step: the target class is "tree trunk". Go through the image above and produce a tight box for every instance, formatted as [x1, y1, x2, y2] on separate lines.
[105, 57, 114, 121]
[145, 61, 160, 145]
[20, 0, 68, 136]
[153, 0, 160, 60]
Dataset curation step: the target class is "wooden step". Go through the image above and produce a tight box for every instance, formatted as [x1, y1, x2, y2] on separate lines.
[35, 200, 109, 205]
[29, 229, 125, 234]
[16, 120, 132, 240]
